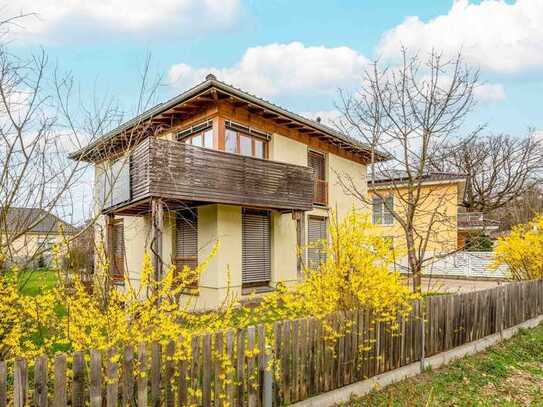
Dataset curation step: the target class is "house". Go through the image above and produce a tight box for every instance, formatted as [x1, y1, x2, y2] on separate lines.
[1, 207, 78, 268]
[368, 171, 500, 256]
[70, 74, 386, 309]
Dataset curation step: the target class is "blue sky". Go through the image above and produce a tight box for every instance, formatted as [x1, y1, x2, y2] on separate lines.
[10, 0, 543, 137]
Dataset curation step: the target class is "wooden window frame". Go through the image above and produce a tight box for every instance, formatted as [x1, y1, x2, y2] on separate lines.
[224, 121, 269, 159]
[177, 120, 214, 149]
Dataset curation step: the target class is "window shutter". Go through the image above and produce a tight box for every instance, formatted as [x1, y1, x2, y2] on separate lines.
[242, 209, 271, 286]
[308, 151, 325, 180]
[308, 216, 327, 268]
[175, 211, 198, 287]
[112, 220, 125, 280]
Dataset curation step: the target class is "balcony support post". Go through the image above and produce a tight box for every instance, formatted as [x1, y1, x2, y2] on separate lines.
[293, 210, 306, 281]
[151, 198, 164, 282]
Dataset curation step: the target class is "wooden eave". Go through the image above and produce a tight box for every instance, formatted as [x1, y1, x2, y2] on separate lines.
[70, 79, 387, 163]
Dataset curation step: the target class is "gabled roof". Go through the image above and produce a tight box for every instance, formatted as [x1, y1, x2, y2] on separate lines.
[368, 170, 467, 188]
[70, 75, 390, 163]
[3, 207, 78, 235]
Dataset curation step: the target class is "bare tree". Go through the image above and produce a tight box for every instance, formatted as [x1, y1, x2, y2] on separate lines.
[336, 49, 479, 293]
[491, 184, 543, 231]
[437, 132, 543, 214]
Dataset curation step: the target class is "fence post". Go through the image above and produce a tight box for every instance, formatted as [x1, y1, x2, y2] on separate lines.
[420, 300, 426, 372]
[262, 352, 273, 407]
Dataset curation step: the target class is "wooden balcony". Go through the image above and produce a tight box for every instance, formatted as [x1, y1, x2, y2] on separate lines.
[103, 137, 314, 214]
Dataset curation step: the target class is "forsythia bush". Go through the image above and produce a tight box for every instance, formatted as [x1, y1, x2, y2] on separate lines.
[0, 210, 416, 362]
[494, 215, 543, 280]
[237, 210, 418, 333]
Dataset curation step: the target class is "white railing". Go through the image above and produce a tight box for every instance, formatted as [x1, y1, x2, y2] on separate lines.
[425, 251, 509, 279]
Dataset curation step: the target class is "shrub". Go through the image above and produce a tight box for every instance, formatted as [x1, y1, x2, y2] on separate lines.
[493, 215, 543, 280]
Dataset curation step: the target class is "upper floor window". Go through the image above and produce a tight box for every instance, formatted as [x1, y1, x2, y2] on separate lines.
[225, 121, 268, 159]
[177, 120, 214, 149]
[372, 195, 394, 225]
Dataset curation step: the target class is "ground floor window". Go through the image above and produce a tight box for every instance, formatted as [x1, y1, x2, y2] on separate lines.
[308, 216, 327, 269]
[174, 210, 199, 287]
[242, 209, 271, 287]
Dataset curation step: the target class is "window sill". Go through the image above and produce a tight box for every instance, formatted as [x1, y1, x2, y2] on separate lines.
[241, 285, 275, 296]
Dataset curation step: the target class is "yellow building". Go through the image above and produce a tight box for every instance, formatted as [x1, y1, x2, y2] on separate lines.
[2, 207, 78, 268]
[368, 172, 499, 260]
[70, 74, 387, 310]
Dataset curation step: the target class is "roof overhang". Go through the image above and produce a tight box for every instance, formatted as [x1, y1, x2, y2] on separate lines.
[69, 78, 390, 163]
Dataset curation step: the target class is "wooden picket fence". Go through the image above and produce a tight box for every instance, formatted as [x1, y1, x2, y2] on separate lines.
[1, 280, 542, 406]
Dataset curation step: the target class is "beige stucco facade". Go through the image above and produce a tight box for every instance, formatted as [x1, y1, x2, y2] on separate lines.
[99, 129, 368, 310]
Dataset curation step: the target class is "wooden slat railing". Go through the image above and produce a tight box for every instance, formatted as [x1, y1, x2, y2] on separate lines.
[107, 137, 315, 212]
[1, 279, 542, 406]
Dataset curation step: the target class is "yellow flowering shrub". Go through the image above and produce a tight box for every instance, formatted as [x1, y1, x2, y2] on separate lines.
[493, 215, 543, 280]
[237, 210, 418, 333]
[1, 210, 416, 365]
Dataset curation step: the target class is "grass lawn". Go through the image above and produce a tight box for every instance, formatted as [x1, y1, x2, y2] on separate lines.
[345, 324, 543, 406]
[17, 268, 58, 296]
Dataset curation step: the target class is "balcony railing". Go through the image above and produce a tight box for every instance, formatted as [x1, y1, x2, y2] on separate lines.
[457, 212, 500, 230]
[313, 179, 328, 206]
[102, 137, 315, 213]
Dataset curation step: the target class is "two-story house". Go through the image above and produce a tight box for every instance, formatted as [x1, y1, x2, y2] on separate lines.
[70, 74, 386, 309]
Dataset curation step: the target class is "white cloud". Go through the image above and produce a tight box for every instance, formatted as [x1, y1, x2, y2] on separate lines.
[473, 83, 506, 102]
[7, 0, 240, 41]
[168, 42, 369, 98]
[378, 0, 543, 73]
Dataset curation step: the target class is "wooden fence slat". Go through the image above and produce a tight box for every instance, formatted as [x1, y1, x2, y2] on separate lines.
[53, 354, 67, 407]
[123, 346, 135, 407]
[72, 351, 85, 407]
[225, 330, 235, 407]
[164, 342, 174, 407]
[213, 331, 224, 407]
[0, 361, 6, 407]
[34, 355, 48, 407]
[150, 342, 161, 407]
[236, 328, 246, 406]
[177, 357, 188, 407]
[137, 343, 148, 407]
[190, 335, 201, 407]
[247, 326, 257, 407]
[256, 324, 266, 407]
[14, 358, 27, 407]
[202, 334, 212, 407]
[90, 350, 102, 407]
[107, 349, 119, 407]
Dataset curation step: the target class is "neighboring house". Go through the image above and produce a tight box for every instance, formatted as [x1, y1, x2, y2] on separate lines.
[368, 171, 499, 256]
[2, 207, 78, 267]
[70, 74, 386, 310]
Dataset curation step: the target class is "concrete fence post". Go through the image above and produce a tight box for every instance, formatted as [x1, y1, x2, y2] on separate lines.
[262, 353, 273, 407]
[420, 301, 426, 372]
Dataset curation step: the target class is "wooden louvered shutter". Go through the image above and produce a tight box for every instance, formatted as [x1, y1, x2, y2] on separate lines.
[308, 216, 327, 269]
[242, 209, 271, 287]
[308, 151, 327, 205]
[112, 219, 125, 280]
[175, 210, 198, 287]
